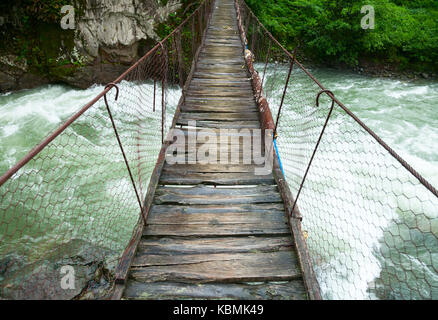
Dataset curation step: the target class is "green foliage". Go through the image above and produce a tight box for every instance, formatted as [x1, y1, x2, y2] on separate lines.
[156, 0, 201, 39]
[0, 0, 80, 77]
[246, 0, 438, 71]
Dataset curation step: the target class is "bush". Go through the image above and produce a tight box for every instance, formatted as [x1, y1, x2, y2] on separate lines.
[245, 0, 438, 71]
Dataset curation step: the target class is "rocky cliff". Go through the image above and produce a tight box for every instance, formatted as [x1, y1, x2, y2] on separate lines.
[0, 0, 183, 92]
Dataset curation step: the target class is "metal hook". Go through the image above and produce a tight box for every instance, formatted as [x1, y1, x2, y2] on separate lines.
[315, 89, 335, 108]
[104, 83, 119, 107]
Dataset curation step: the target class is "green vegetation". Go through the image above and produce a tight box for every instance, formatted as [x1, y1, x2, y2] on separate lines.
[0, 0, 81, 76]
[246, 0, 438, 72]
[156, 0, 202, 38]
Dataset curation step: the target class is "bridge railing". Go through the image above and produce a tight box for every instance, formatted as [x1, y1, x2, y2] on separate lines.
[236, 0, 438, 299]
[0, 0, 213, 299]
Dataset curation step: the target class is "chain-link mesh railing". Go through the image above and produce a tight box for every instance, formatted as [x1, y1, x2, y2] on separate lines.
[236, 0, 438, 300]
[0, 0, 213, 300]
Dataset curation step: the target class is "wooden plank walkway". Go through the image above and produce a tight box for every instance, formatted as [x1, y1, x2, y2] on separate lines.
[122, 0, 308, 300]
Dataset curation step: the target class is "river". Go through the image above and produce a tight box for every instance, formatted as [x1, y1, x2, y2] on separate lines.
[0, 68, 437, 299]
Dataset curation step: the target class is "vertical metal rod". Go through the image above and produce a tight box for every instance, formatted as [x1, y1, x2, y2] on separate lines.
[161, 77, 165, 144]
[191, 15, 196, 57]
[261, 39, 271, 94]
[244, 11, 250, 35]
[158, 42, 167, 145]
[290, 90, 336, 216]
[250, 22, 256, 53]
[175, 29, 185, 88]
[273, 56, 294, 138]
[198, 4, 203, 34]
[103, 84, 145, 223]
[153, 79, 156, 112]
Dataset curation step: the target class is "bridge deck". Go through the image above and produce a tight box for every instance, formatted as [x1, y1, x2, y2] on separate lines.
[122, 0, 308, 299]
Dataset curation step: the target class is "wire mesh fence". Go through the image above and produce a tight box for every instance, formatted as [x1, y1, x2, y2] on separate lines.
[0, 0, 213, 300]
[237, 0, 438, 300]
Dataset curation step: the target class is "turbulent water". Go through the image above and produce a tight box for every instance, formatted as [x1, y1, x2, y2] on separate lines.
[0, 69, 437, 299]
[312, 69, 438, 186]
[263, 66, 438, 300]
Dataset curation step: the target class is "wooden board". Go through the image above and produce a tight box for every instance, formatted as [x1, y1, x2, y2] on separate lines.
[136, 236, 293, 256]
[124, 280, 307, 300]
[159, 172, 275, 185]
[178, 112, 259, 121]
[153, 185, 282, 204]
[143, 223, 290, 237]
[130, 251, 301, 283]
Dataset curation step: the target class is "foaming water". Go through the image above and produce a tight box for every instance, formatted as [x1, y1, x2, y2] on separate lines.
[260, 63, 438, 299]
[0, 70, 437, 299]
[0, 82, 180, 273]
[313, 69, 438, 185]
[0, 84, 107, 173]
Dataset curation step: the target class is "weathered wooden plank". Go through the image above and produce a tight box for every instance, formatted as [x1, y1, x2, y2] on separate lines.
[147, 208, 286, 225]
[143, 223, 289, 237]
[178, 112, 259, 121]
[136, 236, 293, 256]
[165, 144, 258, 154]
[188, 84, 252, 90]
[176, 120, 261, 129]
[196, 62, 244, 68]
[181, 105, 257, 113]
[162, 163, 263, 172]
[186, 91, 254, 98]
[188, 80, 252, 86]
[164, 156, 261, 166]
[167, 135, 255, 146]
[153, 183, 279, 195]
[133, 246, 294, 266]
[159, 172, 275, 185]
[149, 203, 285, 214]
[178, 127, 255, 137]
[192, 74, 250, 80]
[129, 251, 301, 283]
[124, 280, 307, 300]
[185, 96, 254, 102]
[189, 80, 250, 86]
[195, 68, 247, 74]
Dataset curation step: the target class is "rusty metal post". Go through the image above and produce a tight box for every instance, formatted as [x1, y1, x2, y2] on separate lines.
[191, 15, 196, 57]
[290, 90, 336, 216]
[244, 11, 251, 35]
[175, 29, 185, 89]
[103, 83, 145, 223]
[158, 43, 167, 144]
[261, 39, 272, 95]
[198, 5, 203, 37]
[251, 22, 256, 53]
[273, 51, 296, 139]
[153, 79, 156, 112]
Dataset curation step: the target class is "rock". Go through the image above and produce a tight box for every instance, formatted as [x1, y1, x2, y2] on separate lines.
[18, 73, 50, 90]
[0, 71, 16, 93]
[421, 72, 429, 79]
[75, 0, 182, 62]
[0, 0, 184, 92]
[0, 239, 117, 300]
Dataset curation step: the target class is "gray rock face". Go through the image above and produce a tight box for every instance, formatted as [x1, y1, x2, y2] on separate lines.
[0, 0, 182, 92]
[0, 239, 118, 300]
[76, 0, 182, 63]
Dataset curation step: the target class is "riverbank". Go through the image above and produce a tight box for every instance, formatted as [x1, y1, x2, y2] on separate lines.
[297, 55, 438, 82]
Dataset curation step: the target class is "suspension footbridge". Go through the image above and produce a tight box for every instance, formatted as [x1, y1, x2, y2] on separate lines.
[0, 0, 437, 300]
